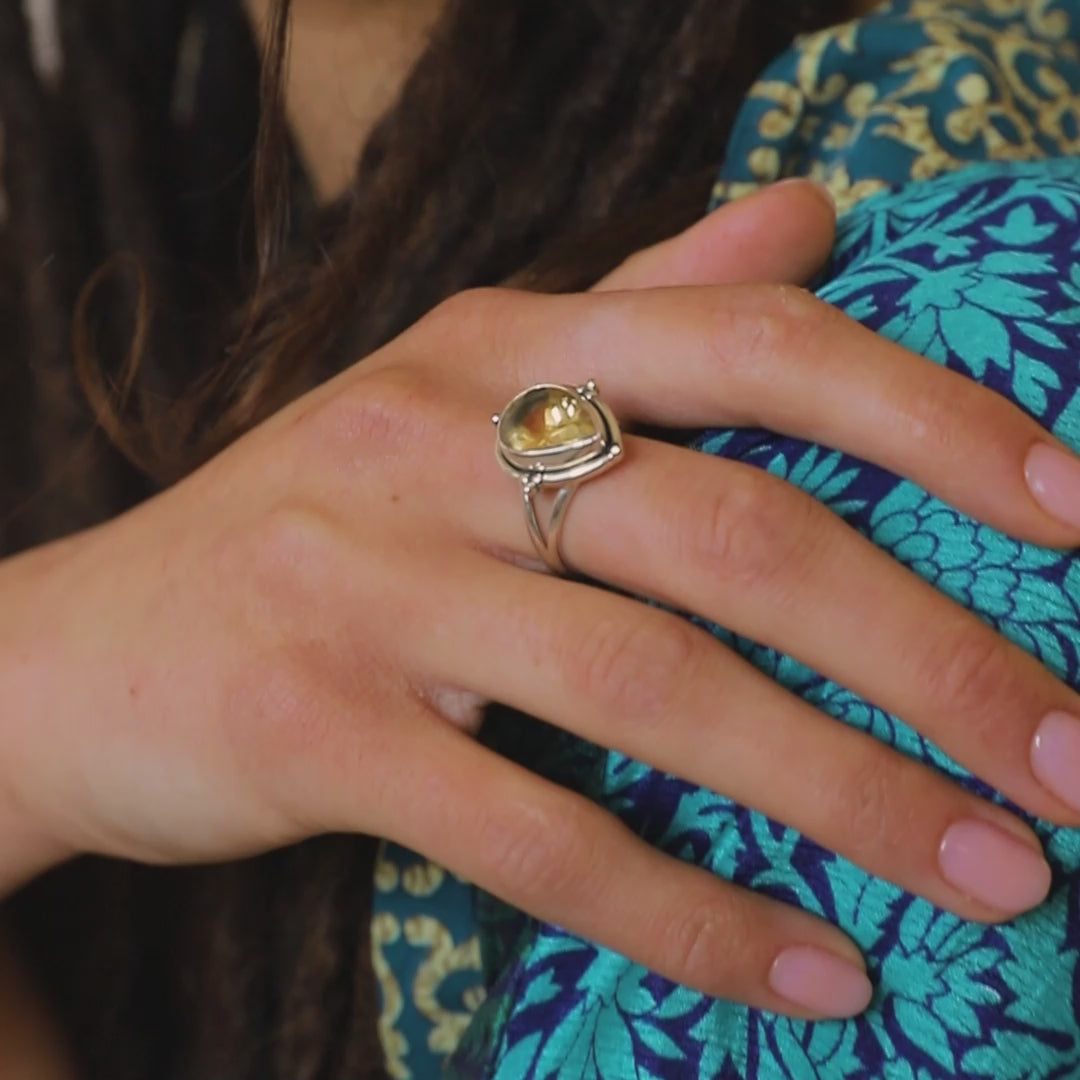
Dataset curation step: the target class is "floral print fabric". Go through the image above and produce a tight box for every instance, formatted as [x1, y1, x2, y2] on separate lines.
[448, 155, 1080, 1080]
[717, 0, 1080, 213]
[380, 1, 1080, 1076]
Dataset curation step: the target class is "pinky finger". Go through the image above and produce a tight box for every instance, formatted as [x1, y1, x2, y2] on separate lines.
[378, 721, 873, 1019]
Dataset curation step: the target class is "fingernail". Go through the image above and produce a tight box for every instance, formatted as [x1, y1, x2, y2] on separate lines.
[938, 819, 1051, 914]
[1032, 711, 1080, 812]
[1025, 444, 1080, 531]
[769, 946, 873, 1017]
[773, 176, 835, 211]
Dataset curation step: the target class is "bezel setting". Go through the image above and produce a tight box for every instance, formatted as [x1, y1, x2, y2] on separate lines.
[493, 380, 624, 488]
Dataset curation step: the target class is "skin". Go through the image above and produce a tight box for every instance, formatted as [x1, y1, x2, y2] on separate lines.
[0, 0, 1065, 1070]
[4, 175, 1080, 996]
[243, 0, 445, 201]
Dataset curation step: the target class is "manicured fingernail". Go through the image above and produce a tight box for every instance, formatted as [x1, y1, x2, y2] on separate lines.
[1032, 711, 1080, 812]
[769, 946, 873, 1017]
[1025, 444, 1080, 531]
[938, 819, 1051, 914]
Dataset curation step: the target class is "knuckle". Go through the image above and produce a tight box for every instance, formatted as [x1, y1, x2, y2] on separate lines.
[834, 754, 907, 858]
[569, 614, 697, 725]
[480, 798, 592, 901]
[304, 363, 452, 467]
[221, 639, 399, 835]
[661, 901, 736, 989]
[242, 502, 346, 597]
[919, 626, 1019, 731]
[225, 653, 330, 769]
[716, 284, 819, 369]
[900, 376, 969, 459]
[686, 472, 821, 594]
[416, 286, 517, 354]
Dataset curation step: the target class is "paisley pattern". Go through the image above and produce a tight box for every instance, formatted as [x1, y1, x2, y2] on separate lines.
[373, 843, 486, 1079]
[447, 152, 1080, 1080]
[716, 0, 1080, 212]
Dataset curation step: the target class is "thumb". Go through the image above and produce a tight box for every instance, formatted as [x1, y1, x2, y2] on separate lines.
[594, 178, 836, 292]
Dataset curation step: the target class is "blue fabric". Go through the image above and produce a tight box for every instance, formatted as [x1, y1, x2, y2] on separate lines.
[381, 1, 1080, 1075]
[447, 150, 1080, 1080]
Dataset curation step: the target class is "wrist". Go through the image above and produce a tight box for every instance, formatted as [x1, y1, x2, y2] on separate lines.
[0, 813, 68, 899]
[0, 541, 81, 897]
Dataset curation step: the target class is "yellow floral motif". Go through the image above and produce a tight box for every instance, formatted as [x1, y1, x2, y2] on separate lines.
[726, 0, 1080, 213]
[793, 17, 861, 105]
[747, 146, 782, 181]
[815, 165, 892, 214]
[405, 916, 486, 1055]
[708, 179, 764, 205]
[375, 852, 400, 893]
[372, 911, 410, 1080]
[823, 120, 856, 150]
[753, 81, 804, 141]
[873, 102, 969, 176]
[402, 861, 445, 898]
[846, 81, 880, 117]
[373, 842, 486, 1076]
[961, 0, 1068, 38]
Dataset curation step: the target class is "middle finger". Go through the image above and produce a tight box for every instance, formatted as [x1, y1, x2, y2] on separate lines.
[471, 434, 1080, 830]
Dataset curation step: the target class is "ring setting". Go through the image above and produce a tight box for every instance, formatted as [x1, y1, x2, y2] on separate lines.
[493, 380, 624, 574]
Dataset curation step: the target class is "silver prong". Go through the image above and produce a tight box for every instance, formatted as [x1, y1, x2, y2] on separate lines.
[492, 413, 501, 425]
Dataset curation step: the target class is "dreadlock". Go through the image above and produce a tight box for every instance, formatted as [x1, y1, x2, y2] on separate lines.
[0, 0, 854, 1076]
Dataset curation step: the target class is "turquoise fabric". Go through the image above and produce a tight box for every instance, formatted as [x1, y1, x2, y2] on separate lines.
[442, 1, 1080, 1077]
[449, 156, 1080, 1080]
[378, 2, 1080, 1076]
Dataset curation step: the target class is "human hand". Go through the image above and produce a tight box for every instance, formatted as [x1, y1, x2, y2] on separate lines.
[2, 180, 1078, 1020]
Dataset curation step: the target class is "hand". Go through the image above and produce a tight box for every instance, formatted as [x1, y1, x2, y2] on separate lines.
[2, 180, 1078, 1020]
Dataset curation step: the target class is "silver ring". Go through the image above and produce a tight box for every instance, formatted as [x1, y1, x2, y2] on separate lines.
[492, 380, 624, 575]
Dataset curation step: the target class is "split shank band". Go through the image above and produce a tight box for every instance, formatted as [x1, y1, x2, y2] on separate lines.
[493, 381, 625, 576]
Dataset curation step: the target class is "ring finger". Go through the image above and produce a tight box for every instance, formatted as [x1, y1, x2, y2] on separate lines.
[425, 282, 1080, 547]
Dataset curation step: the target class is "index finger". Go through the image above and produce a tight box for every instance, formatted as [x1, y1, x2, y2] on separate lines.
[444, 282, 1080, 549]
[593, 179, 836, 292]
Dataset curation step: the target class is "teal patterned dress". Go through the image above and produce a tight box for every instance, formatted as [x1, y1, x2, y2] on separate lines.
[378, 2, 1080, 1077]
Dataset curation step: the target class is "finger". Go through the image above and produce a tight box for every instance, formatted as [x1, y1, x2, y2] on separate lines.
[413, 552, 1052, 922]
[593, 179, 836, 292]
[341, 716, 874, 1019]
[443, 283, 1080, 548]
[466, 434, 1080, 831]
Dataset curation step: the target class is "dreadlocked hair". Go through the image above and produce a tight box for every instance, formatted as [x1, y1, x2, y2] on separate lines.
[0, 0, 855, 1077]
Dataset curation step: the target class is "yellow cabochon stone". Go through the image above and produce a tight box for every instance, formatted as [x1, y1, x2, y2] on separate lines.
[501, 386, 599, 453]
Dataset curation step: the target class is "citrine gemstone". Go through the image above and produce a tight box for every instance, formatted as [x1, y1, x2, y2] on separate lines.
[501, 387, 599, 453]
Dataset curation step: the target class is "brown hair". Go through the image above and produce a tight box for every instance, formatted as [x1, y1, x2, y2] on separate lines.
[2, 1, 853, 1076]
